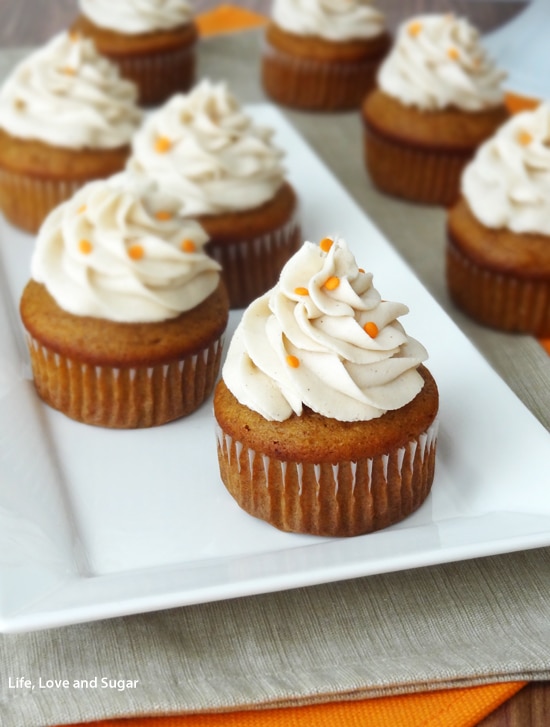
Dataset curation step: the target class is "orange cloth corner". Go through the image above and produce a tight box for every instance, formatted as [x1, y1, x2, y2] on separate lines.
[505, 91, 541, 115]
[59, 682, 526, 727]
[195, 4, 267, 37]
[540, 338, 550, 355]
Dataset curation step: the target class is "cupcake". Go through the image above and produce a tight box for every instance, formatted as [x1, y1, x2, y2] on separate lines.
[126, 80, 301, 309]
[447, 102, 550, 337]
[0, 31, 141, 234]
[20, 174, 229, 428]
[71, 0, 198, 106]
[361, 13, 508, 206]
[261, 0, 391, 112]
[213, 236, 439, 537]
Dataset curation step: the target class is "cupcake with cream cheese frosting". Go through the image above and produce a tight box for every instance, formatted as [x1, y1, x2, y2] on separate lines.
[447, 102, 550, 336]
[0, 31, 142, 234]
[126, 80, 301, 308]
[362, 13, 508, 206]
[214, 236, 439, 536]
[71, 0, 198, 106]
[20, 174, 229, 428]
[262, 0, 391, 111]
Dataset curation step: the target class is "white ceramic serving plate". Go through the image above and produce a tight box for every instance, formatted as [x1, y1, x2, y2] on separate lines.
[1, 105, 549, 634]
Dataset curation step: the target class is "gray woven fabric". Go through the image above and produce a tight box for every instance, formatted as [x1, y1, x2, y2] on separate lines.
[1, 30, 549, 727]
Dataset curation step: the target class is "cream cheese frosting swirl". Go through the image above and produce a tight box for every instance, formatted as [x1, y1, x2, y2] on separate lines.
[462, 103, 550, 234]
[0, 32, 141, 149]
[378, 14, 505, 111]
[223, 237, 428, 422]
[79, 0, 192, 34]
[127, 80, 286, 216]
[31, 174, 221, 323]
[271, 0, 385, 42]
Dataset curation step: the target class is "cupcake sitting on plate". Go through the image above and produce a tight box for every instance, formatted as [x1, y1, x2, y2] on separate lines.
[0, 31, 142, 234]
[362, 13, 508, 206]
[20, 174, 229, 428]
[447, 102, 550, 337]
[261, 0, 391, 112]
[126, 79, 301, 308]
[71, 0, 198, 106]
[214, 236, 439, 537]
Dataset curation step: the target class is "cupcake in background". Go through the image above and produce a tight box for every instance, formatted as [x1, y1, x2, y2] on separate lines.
[447, 102, 550, 336]
[126, 80, 301, 308]
[262, 0, 391, 112]
[20, 174, 229, 428]
[0, 31, 142, 234]
[214, 236, 439, 537]
[72, 0, 198, 106]
[362, 13, 508, 206]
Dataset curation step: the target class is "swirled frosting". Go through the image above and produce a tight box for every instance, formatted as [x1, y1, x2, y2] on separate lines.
[378, 14, 505, 111]
[223, 237, 428, 422]
[31, 174, 221, 323]
[79, 0, 192, 34]
[0, 32, 141, 149]
[271, 0, 385, 42]
[127, 80, 286, 216]
[462, 103, 550, 234]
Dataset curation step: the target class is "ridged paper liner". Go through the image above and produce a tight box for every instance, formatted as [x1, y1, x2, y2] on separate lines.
[215, 418, 438, 537]
[25, 333, 224, 428]
[261, 39, 382, 111]
[364, 122, 471, 207]
[447, 238, 550, 336]
[206, 212, 301, 309]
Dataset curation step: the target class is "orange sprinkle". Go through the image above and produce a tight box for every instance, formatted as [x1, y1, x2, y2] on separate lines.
[78, 239, 92, 255]
[61, 66, 76, 75]
[154, 136, 172, 154]
[77, 204, 87, 214]
[294, 286, 309, 296]
[14, 98, 26, 111]
[128, 244, 144, 260]
[517, 130, 533, 146]
[319, 237, 333, 253]
[323, 276, 340, 291]
[181, 238, 196, 253]
[155, 210, 172, 221]
[447, 46, 460, 61]
[69, 30, 80, 42]
[364, 321, 379, 338]
[286, 355, 300, 368]
[358, 268, 365, 273]
[408, 21, 422, 37]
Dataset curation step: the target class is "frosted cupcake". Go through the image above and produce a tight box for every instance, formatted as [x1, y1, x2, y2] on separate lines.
[362, 14, 508, 205]
[127, 80, 301, 308]
[214, 236, 439, 536]
[262, 0, 391, 111]
[0, 31, 141, 234]
[72, 0, 198, 106]
[447, 102, 550, 336]
[20, 174, 229, 428]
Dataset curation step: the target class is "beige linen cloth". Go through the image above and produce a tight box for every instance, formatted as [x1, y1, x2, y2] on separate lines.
[1, 31, 549, 727]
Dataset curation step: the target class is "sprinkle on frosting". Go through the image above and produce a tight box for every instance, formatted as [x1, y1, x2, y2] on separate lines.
[517, 130, 533, 146]
[320, 237, 334, 253]
[294, 286, 309, 296]
[127, 244, 145, 260]
[364, 321, 379, 338]
[78, 239, 93, 255]
[155, 210, 172, 221]
[181, 239, 196, 252]
[154, 136, 172, 154]
[408, 20, 422, 37]
[323, 275, 340, 291]
[286, 355, 300, 368]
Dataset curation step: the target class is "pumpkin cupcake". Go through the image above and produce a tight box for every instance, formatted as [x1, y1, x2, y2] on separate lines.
[20, 174, 228, 428]
[447, 102, 550, 336]
[262, 0, 390, 112]
[0, 31, 141, 234]
[362, 14, 508, 206]
[214, 236, 439, 537]
[72, 0, 198, 106]
[126, 80, 301, 308]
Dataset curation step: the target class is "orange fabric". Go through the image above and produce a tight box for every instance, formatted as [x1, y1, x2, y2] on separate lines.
[59, 682, 526, 727]
[195, 4, 267, 36]
[540, 338, 550, 355]
[505, 92, 541, 115]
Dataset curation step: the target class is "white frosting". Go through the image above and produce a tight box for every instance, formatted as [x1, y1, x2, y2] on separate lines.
[31, 174, 221, 323]
[127, 80, 287, 216]
[462, 103, 550, 235]
[271, 0, 385, 42]
[378, 14, 505, 111]
[79, 0, 192, 34]
[223, 238, 428, 422]
[0, 32, 141, 149]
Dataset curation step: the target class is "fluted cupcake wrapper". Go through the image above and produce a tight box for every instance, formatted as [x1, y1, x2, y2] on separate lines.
[446, 239, 550, 336]
[261, 39, 382, 111]
[215, 418, 439, 537]
[25, 333, 224, 428]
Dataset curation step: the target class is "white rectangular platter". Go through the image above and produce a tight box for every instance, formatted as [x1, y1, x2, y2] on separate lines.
[1, 105, 549, 633]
